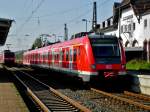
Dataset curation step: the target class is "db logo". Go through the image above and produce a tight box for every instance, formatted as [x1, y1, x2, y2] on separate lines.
[106, 65, 112, 69]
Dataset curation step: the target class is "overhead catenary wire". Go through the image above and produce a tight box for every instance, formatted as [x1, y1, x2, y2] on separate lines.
[14, 0, 45, 35]
[14, 1, 93, 21]
[45, 8, 92, 37]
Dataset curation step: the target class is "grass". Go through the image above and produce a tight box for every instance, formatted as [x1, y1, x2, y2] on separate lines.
[126, 59, 150, 70]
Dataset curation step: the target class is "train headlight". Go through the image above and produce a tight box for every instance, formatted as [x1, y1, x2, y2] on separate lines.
[91, 64, 96, 69]
[121, 64, 126, 69]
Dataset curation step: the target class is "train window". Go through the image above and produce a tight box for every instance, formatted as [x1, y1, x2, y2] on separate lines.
[54, 53, 57, 61]
[56, 53, 58, 61]
[46, 53, 48, 60]
[31, 54, 33, 61]
[57, 54, 59, 61]
[70, 49, 72, 61]
[66, 51, 69, 61]
[34, 54, 36, 60]
[45, 53, 48, 60]
[38, 54, 39, 59]
[54, 52, 56, 61]
[59, 50, 62, 61]
[73, 49, 77, 61]
[93, 45, 120, 57]
[62, 51, 64, 61]
[48, 52, 50, 60]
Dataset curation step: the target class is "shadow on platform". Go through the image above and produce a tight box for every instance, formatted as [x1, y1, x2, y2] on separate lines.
[0, 66, 12, 83]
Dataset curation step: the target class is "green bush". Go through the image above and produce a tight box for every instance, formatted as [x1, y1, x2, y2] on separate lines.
[126, 59, 150, 70]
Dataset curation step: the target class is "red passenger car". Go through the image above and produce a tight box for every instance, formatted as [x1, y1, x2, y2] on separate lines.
[23, 33, 126, 82]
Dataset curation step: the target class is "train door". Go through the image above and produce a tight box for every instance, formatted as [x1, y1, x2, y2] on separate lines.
[73, 48, 77, 70]
[77, 46, 81, 71]
[59, 48, 62, 68]
[48, 50, 52, 66]
[69, 47, 73, 70]
[52, 49, 54, 68]
[62, 48, 65, 68]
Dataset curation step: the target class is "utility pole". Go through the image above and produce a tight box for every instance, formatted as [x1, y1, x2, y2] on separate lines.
[6, 44, 11, 50]
[92, 1, 97, 32]
[64, 23, 68, 41]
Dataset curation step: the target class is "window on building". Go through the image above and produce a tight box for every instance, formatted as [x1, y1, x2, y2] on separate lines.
[121, 25, 123, 33]
[124, 25, 127, 32]
[102, 22, 105, 28]
[107, 20, 110, 27]
[133, 23, 135, 30]
[144, 19, 147, 28]
[128, 24, 131, 31]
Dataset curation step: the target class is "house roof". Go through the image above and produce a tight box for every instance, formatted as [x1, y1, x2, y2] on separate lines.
[0, 18, 13, 46]
[132, 0, 150, 16]
[100, 24, 118, 33]
[113, 0, 150, 24]
[121, 0, 130, 6]
[98, 0, 150, 33]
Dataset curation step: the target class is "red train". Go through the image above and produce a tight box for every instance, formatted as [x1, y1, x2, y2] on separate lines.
[23, 33, 126, 82]
[0, 50, 15, 65]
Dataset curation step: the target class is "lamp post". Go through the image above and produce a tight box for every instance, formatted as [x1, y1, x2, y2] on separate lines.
[82, 19, 88, 32]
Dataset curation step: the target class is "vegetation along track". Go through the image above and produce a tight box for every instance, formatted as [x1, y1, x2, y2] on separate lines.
[6, 67, 91, 112]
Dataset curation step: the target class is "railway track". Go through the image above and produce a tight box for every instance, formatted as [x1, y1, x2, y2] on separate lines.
[7, 66, 150, 112]
[91, 88, 150, 111]
[6, 67, 91, 112]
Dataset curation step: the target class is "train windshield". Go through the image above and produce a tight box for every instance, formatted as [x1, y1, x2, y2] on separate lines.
[89, 37, 121, 64]
[5, 52, 15, 58]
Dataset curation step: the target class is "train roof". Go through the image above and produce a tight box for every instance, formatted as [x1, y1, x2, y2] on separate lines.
[88, 33, 117, 39]
[24, 33, 118, 54]
[2, 50, 14, 53]
[71, 32, 117, 39]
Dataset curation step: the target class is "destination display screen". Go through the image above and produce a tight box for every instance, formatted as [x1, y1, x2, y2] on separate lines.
[90, 38, 118, 44]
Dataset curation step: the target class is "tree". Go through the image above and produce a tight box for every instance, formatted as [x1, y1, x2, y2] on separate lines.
[31, 37, 42, 49]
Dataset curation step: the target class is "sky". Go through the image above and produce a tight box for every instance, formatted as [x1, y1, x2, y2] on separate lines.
[0, 0, 121, 51]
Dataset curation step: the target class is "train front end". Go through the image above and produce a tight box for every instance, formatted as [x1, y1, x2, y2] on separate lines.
[89, 34, 126, 78]
[4, 50, 15, 65]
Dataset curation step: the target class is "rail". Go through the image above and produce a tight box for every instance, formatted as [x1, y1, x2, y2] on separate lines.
[7, 67, 91, 112]
[91, 88, 150, 110]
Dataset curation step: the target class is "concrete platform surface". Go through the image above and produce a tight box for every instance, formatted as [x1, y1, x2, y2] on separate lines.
[0, 65, 29, 112]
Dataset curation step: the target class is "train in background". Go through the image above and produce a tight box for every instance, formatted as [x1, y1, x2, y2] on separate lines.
[23, 33, 126, 82]
[0, 50, 15, 65]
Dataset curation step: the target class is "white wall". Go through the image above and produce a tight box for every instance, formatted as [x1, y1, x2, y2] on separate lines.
[103, 7, 150, 47]
[141, 14, 150, 41]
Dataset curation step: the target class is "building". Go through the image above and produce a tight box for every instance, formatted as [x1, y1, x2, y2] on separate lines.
[98, 0, 150, 61]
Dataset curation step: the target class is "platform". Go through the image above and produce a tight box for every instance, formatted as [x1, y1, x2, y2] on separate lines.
[127, 71, 150, 95]
[0, 65, 29, 112]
